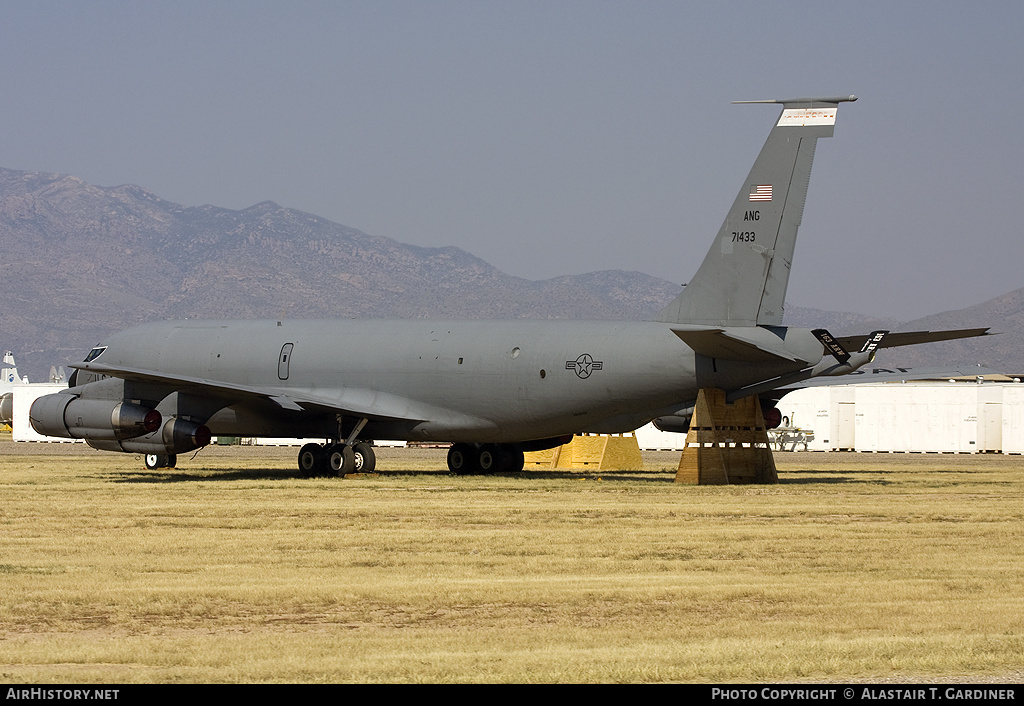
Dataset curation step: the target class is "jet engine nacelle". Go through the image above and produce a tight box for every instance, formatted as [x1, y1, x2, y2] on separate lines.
[29, 393, 161, 441]
[87, 417, 211, 455]
[652, 412, 693, 434]
[653, 400, 780, 433]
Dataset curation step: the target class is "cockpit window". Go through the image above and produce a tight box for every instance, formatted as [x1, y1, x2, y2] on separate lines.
[84, 346, 107, 363]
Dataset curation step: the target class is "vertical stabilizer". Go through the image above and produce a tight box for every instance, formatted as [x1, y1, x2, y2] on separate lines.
[656, 95, 855, 326]
[2, 351, 24, 387]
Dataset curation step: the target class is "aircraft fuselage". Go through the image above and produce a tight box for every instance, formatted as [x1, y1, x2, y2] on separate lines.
[87, 318, 815, 443]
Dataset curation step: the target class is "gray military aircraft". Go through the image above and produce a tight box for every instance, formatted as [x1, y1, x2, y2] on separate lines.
[29, 95, 987, 474]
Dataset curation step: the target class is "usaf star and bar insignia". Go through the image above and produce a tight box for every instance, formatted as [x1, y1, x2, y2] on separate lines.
[565, 353, 603, 379]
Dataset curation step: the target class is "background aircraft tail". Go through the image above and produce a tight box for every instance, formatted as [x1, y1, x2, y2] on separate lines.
[2, 351, 23, 386]
[656, 95, 856, 327]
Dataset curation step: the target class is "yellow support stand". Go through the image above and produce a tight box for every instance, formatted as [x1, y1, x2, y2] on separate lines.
[524, 432, 644, 471]
[675, 388, 778, 484]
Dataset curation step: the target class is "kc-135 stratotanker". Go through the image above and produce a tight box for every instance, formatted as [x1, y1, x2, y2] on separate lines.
[30, 96, 988, 474]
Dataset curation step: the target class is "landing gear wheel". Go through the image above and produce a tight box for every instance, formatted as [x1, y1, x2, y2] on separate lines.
[502, 448, 525, 473]
[328, 444, 355, 476]
[477, 445, 524, 473]
[447, 443, 479, 475]
[145, 454, 174, 470]
[478, 444, 500, 474]
[352, 442, 376, 473]
[298, 443, 326, 477]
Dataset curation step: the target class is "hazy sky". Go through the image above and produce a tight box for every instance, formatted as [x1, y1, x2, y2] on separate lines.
[3, 1, 1022, 320]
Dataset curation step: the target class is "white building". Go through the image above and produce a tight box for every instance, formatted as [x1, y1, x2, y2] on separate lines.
[775, 381, 1021, 453]
[633, 380, 1024, 454]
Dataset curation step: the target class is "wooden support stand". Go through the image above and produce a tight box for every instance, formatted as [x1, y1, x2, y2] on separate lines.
[675, 388, 778, 484]
[524, 433, 644, 471]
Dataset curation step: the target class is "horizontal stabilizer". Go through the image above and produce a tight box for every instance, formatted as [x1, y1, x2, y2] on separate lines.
[733, 95, 858, 107]
[672, 326, 801, 362]
[834, 328, 991, 351]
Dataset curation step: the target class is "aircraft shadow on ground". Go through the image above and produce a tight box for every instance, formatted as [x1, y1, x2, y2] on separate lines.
[102, 468, 885, 485]
[778, 470, 893, 485]
[105, 468, 296, 483]
[104, 468, 681, 484]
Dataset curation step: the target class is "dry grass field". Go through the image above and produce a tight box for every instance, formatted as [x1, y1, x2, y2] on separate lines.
[1, 434, 1023, 683]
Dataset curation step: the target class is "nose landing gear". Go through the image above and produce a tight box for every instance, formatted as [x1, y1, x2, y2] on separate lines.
[144, 453, 177, 470]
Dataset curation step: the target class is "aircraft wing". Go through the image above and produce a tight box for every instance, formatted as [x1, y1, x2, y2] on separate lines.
[832, 328, 992, 351]
[775, 364, 1005, 391]
[70, 361, 432, 423]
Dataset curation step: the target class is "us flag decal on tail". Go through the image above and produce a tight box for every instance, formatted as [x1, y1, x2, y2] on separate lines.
[749, 184, 772, 202]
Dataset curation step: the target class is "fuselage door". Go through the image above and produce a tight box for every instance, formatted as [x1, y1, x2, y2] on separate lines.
[278, 343, 294, 380]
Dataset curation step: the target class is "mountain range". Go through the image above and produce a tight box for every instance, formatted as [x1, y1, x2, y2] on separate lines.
[0, 166, 1015, 382]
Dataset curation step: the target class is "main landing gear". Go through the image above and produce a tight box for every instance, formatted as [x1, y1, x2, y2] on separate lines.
[447, 443, 525, 475]
[298, 416, 377, 478]
[297, 441, 376, 478]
